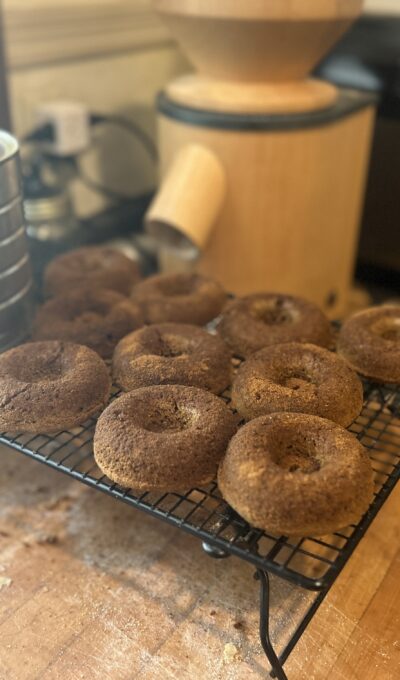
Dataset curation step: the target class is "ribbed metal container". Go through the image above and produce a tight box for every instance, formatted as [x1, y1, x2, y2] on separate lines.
[0, 131, 33, 352]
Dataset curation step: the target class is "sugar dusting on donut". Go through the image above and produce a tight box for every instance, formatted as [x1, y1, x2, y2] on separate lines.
[218, 412, 374, 537]
[112, 322, 232, 394]
[131, 272, 227, 325]
[232, 342, 363, 426]
[94, 385, 237, 491]
[338, 305, 400, 383]
[0, 341, 111, 433]
[218, 292, 334, 358]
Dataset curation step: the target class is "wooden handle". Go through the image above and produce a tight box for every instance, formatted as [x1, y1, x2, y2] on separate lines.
[145, 144, 226, 252]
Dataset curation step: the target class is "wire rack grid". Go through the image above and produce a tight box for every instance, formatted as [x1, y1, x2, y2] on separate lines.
[1, 373, 400, 594]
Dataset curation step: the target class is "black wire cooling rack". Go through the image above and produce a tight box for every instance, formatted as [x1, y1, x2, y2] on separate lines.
[1, 378, 399, 590]
[1, 374, 400, 679]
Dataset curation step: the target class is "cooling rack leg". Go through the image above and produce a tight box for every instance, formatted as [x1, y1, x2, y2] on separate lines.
[255, 569, 289, 680]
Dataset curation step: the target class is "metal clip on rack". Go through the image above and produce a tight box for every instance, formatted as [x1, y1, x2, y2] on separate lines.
[1, 373, 400, 679]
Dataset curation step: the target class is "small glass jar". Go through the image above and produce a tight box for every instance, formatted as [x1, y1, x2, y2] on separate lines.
[24, 186, 79, 243]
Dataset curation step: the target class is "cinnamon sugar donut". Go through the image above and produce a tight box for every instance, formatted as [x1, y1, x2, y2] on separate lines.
[0, 341, 111, 433]
[44, 246, 140, 297]
[338, 305, 400, 383]
[33, 288, 144, 359]
[218, 293, 333, 358]
[131, 272, 227, 325]
[94, 385, 237, 491]
[232, 343, 363, 426]
[218, 413, 374, 536]
[113, 323, 231, 394]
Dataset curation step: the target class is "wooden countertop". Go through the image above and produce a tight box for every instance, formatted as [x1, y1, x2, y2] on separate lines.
[0, 444, 399, 680]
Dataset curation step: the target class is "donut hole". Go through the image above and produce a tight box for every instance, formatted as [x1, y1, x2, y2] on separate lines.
[382, 328, 400, 341]
[251, 298, 298, 326]
[157, 333, 192, 359]
[271, 434, 321, 474]
[141, 404, 195, 433]
[372, 317, 400, 342]
[63, 299, 109, 322]
[75, 310, 104, 324]
[280, 370, 317, 391]
[82, 249, 119, 272]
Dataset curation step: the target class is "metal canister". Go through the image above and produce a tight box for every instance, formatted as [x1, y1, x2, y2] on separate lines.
[0, 131, 33, 352]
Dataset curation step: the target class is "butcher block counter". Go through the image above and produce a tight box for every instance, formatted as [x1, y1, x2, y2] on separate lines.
[0, 442, 399, 680]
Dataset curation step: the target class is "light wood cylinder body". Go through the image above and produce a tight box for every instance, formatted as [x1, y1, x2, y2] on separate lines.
[155, 105, 375, 318]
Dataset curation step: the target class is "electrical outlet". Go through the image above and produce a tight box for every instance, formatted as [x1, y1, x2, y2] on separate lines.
[35, 100, 91, 156]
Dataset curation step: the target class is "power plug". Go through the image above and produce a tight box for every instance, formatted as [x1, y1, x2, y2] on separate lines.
[35, 101, 91, 157]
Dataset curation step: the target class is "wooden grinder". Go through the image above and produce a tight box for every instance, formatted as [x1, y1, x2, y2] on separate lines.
[145, 0, 376, 317]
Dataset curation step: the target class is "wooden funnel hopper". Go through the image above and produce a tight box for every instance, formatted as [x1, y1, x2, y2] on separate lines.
[155, 0, 364, 113]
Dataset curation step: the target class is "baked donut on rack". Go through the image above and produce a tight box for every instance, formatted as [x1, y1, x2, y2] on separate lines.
[218, 292, 333, 358]
[0, 341, 111, 433]
[94, 384, 237, 491]
[43, 246, 141, 297]
[218, 412, 374, 537]
[338, 305, 400, 383]
[113, 322, 232, 394]
[33, 288, 144, 359]
[232, 342, 363, 426]
[131, 272, 227, 325]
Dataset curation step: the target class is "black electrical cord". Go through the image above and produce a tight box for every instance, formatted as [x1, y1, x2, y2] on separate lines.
[90, 112, 158, 162]
[21, 111, 158, 204]
[72, 158, 140, 204]
[76, 112, 158, 202]
[22, 123, 55, 144]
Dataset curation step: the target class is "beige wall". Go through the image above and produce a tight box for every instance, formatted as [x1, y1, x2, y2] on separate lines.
[365, 0, 400, 14]
[10, 47, 185, 137]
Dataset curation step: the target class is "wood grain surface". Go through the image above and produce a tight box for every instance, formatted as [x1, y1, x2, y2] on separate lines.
[0, 445, 399, 680]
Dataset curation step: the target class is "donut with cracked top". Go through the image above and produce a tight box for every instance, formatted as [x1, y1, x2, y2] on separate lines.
[0, 341, 111, 433]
